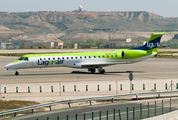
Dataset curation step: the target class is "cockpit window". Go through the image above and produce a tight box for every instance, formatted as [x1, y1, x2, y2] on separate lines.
[18, 57, 24, 60]
[18, 57, 28, 61]
[24, 57, 28, 61]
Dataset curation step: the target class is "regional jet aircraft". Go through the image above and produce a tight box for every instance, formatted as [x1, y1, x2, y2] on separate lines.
[4, 32, 170, 75]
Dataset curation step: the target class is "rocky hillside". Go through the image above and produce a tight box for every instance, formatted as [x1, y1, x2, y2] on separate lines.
[0, 11, 177, 42]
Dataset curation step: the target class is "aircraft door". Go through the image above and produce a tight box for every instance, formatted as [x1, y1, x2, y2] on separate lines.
[28, 57, 32, 67]
[32, 56, 37, 67]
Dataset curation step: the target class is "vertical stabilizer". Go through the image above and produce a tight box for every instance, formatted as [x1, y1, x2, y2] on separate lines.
[132, 32, 171, 51]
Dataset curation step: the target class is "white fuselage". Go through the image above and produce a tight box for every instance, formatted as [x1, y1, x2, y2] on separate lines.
[4, 53, 156, 70]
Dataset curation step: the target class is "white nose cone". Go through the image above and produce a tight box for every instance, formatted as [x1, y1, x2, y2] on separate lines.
[4, 63, 18, 71]
[4, 64, 10, 69]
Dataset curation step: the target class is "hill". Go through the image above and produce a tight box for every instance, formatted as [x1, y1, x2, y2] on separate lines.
[0, 11, 177, 42]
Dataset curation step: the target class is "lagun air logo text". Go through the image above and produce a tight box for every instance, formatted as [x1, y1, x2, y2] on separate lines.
[147, 42, 159, 49]
[38, 59, 64, 66]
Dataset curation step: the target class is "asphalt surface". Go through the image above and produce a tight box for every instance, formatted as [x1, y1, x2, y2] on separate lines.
[0, 57, 178, 84]
[10, 98, 178, 120]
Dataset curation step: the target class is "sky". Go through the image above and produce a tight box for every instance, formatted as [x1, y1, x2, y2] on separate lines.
[0, 0, 177, 17]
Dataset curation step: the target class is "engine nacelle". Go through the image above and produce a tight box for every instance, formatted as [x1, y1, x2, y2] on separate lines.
[118, 49, 147, 59]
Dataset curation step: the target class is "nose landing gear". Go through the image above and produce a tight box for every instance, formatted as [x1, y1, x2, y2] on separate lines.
[15, 71, 19, 75]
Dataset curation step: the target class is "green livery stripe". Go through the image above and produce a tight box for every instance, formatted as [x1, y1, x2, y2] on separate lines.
[11, 60, 22, 63]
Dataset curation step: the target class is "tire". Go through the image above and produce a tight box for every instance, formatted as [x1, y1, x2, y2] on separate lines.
[15, 71, 19, 75]
[91, 69, 96, 74]
[100, 69, 105, 74]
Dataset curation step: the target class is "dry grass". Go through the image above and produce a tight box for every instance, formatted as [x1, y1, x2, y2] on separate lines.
[150, 89, 157, 92]
[0, 100, 45, 118]
[0, 100, 40, 111]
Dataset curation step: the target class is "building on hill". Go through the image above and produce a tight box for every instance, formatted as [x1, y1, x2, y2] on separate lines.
[108, 38, 145, 48]
[12, 40, 48, 48]
[10, 40, 63, 49]
[63, 44, 70, 49]
[54, 42, 63, 49]
[0, 42, 11, 49]
[22, 42, 53, 49]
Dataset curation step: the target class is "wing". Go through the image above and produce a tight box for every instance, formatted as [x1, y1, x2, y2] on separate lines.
[80, 62, 128, 68]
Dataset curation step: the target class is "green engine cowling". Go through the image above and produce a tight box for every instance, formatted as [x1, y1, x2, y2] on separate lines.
[121, 50, 147, 59]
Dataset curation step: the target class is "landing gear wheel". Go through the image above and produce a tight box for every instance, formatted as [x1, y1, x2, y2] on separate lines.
[15, 71, 19, 75]
[100, 69, 105, 74]
[91, 69, 96, 74]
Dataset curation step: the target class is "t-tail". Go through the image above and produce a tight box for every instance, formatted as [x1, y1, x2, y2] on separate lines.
[132, 32, 172, 52]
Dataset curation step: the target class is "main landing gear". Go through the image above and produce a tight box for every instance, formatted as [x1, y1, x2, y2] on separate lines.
[88, 69, 96, 74]
[15, 71, 19, 75]
[88, 66, 105, 74]
[98, 66, 105, 74]
[99, 69, 105, 74]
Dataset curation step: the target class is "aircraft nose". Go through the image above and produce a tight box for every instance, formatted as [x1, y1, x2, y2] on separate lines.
[4, 63, 12, 69]
[4, 64, 9, 69]
[4, 63, 19, 71]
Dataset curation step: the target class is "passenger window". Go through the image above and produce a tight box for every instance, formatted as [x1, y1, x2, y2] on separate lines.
[48, 58, 50, 60]
[53, 58, 55, 60]
[62, 57, 64, 60]
[75, 57, 77, 59]
[67, 57, 69, 59]
[103, 55, 105, 58]
[84, 56, 86, 58]
[98, 56, 100, 58]
[44, 58, 46, 60]
[107, 55, 109, 57]
[40, 58, 42, 60]
[89, 56, 91, 58]
[94, 56, 96, 58]
[115, 55, 117, 57]
[80, 56, 82, 59]
[58, 57, 60, 59]
[111, 55, 113, 57]
[71, 57, 73, 59]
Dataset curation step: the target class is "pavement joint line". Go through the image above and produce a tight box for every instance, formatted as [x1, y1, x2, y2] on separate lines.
[138, 65, 153, 70]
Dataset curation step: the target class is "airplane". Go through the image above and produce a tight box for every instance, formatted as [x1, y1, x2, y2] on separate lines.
[4, 32, 171, 75]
